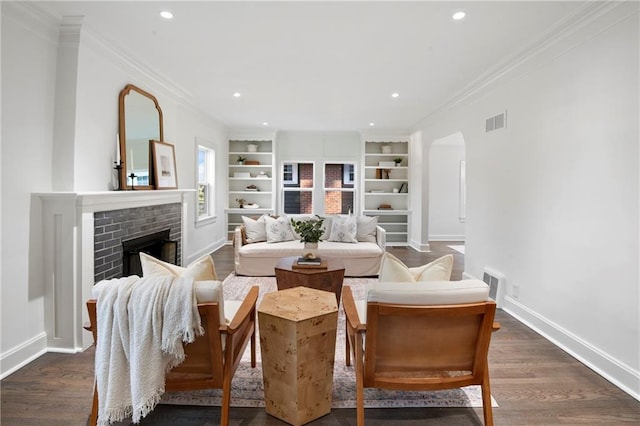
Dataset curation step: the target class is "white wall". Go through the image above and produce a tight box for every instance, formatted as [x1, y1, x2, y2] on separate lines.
[1, 2, 59, 373]
[175, 106, 229, 261]
[276, 131, 361, 213]
[415, 5, 639, 397]
[1, 4, 228, 376]
[428, 134, 465, 241]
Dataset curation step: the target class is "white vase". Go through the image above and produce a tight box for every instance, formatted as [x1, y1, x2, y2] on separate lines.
[302, 242, 319, 259]
[247, 144, 258, 152]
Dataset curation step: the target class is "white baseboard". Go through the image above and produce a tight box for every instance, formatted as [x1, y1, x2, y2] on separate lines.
[428, 234, 465, 241]
[409, 240, 430, 252]
[186, 238, 227, 264]
[1, 332, 47, 379]
[504, 296, 640, 401]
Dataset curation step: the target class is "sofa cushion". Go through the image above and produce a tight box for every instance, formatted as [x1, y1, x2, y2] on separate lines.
[378, 252, 453, 282]
[242, 215, 267, 243]
[265, 215, 295, 243]
[329, 215, 358, 243]
[140, 252, 218, 281]
[238, 240, 383, 259]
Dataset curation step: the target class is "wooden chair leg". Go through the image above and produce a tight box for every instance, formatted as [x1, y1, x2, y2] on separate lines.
[481, 368, 494, 426]
[345, 323, 352, 366]
[89, 382, 98, 426]
[355, 335, 365, 426]
[221, 374, 233, 426]
[250, 324, 256, 368]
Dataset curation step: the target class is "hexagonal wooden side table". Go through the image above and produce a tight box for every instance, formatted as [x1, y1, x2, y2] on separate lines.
[274, 257, 345, 303]
[258, 287, 338, 426]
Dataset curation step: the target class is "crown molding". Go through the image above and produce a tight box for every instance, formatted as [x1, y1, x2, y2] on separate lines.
[417, 1, 633, 126]
[2, 1, 60, 46]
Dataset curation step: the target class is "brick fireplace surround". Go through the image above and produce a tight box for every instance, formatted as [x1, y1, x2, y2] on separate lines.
[35, 190, 193, 353]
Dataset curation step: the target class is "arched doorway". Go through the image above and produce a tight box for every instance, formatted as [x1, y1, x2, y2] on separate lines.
[428, 132, 466, 243]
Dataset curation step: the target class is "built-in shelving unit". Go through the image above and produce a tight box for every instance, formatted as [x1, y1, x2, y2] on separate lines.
[226, 137, 275, 241]
[362, 140, 409, 246]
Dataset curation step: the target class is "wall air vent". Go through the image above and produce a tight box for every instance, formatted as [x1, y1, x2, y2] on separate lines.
[483, 268, 505, 308]
[485, 111, 507, 133]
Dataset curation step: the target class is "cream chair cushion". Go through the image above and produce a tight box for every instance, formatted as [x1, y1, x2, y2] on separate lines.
[139, 252, 218, 281]
[378, 252, 453, 282]
[355, 279, 490, 324]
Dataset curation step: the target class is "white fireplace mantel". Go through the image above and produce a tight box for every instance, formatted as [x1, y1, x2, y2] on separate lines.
[34, 190, 195, 352]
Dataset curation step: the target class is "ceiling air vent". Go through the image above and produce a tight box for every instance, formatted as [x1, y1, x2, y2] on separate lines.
[485, 111, 507, 133]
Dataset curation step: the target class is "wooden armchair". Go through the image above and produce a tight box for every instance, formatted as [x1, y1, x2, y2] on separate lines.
[342, 280, 500, 426]
[85, 284, 259, 426]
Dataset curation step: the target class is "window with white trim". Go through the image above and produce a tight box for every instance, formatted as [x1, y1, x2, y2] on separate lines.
[282, 162, 313, 214]
[324, 162, 356, 215]
[197, 145, 215, 222]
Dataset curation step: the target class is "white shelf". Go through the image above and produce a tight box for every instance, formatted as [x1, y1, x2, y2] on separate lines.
[226, 208, 274, 214]
[229, 191, 272, 195]
[227, 138, 275, 241]
[229, 151, 272, 155]
[362, 139, 410, 246]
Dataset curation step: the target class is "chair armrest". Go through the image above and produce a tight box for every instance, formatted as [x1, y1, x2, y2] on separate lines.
[376, 225, 386, 250]
[342, 286, 366, 333]
[226, 286, 259, 332]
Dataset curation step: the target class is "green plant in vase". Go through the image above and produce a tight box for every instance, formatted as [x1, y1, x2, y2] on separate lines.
[290, 215, 325, 259]
[393, 157, 403, 166]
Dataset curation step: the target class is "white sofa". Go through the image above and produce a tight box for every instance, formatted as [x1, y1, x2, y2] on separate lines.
[233, 224, 386, 277]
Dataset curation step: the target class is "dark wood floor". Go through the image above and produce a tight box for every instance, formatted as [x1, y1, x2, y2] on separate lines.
[2, 243, 638, 425]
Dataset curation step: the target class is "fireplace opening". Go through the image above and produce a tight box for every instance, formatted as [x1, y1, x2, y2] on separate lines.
[122, 229, 178, 276]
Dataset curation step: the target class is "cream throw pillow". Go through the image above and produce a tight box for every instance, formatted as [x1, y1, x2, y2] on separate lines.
[378, 252, 453, 282]
[356, 216, 378, 243]
[242, 215, 267, 243]
[139, 252, 218, 281]
[264, 215, 295, 243]
[328, 215, 358, 243]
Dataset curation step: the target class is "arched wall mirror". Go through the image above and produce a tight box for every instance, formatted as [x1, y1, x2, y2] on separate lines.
[119, 84, 164, 189]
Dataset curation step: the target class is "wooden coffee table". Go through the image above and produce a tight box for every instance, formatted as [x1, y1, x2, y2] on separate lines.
[274, 257, 346, 303]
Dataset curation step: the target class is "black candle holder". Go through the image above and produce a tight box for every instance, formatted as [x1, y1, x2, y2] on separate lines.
[128, 172, 137, 190]
[113, 162, 124, 191]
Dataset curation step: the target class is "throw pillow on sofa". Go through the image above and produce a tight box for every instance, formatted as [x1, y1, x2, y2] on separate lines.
[378, 252, 453, 282]
[242, 215, 267, 243]
[265, 214, 295, 243]
[356, 216, 378, 243]
[329, 215, 358, 243]
[139, 252, 218, 281]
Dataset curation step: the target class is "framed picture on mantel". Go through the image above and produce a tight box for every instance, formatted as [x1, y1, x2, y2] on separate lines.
[151, 140, 178, 189]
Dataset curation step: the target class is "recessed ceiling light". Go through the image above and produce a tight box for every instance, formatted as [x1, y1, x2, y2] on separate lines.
[391, 92, 399, 98]
[233, 92, 241, 98]
[160, 10, 174, 20]
[369, 122, 375, 127]
[452, 11, 466, 20]
[262, 122, 269, 126]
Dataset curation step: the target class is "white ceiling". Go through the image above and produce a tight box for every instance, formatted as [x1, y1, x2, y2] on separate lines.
[39, 1, 587, 132]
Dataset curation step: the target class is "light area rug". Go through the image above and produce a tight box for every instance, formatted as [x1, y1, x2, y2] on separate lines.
[161, 273, 497, 409]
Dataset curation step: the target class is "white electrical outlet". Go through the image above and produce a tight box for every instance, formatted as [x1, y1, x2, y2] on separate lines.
[513, 283, 520, 299]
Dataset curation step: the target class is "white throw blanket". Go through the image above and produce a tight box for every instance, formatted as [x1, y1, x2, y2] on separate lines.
[95, 275, 204, 425]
